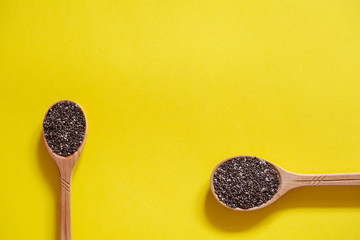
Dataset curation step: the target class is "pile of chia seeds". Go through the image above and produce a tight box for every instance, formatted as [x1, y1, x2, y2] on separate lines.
[213, 156, 280, 209]
[43, 101, 86, 157]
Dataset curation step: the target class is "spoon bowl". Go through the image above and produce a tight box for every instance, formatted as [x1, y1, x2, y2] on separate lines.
[211, 155, 360, 211]
[43, 100, 88, 171]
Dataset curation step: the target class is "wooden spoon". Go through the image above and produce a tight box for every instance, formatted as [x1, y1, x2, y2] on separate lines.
[43, 100, 88, 240]
[210, 155, 360, 211]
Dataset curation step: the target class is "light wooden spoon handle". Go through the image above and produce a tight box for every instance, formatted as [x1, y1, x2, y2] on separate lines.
[290, 173, 360, 187]
[60, 176, 72, 240]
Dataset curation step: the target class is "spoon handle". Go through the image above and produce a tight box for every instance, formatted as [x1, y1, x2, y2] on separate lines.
[60, 176, 72, 240]
[291, 173, 360, 187]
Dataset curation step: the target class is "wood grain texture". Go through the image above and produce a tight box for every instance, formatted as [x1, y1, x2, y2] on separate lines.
[43, 100, 88, 240]
[211, 155, 360, 211]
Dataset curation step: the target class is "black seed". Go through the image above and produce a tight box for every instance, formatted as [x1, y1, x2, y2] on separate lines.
[213, 156, 280, 210]
[43, 101, 86, 157]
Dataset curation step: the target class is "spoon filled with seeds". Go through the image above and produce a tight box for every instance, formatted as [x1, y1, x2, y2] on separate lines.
[43, 100, 87, 240]
[211, 155, 360, 211]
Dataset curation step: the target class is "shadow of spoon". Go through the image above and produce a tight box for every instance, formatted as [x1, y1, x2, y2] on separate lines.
[204, 184, 360, 232]
[37, 132, 60, 240]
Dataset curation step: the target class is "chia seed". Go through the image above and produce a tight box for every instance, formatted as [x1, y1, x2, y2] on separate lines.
[43, 101, 86, 157]
[213, 156, 280, 209]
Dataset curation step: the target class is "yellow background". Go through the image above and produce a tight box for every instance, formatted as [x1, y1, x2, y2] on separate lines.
[1, 0, 360, 239]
